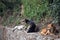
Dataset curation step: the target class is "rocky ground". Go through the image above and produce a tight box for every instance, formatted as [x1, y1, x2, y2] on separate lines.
[4, 27, 60, 40]
[0, 25, 60, 40]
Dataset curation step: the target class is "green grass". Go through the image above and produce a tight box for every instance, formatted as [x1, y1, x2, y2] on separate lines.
[22, 0, 49, 23]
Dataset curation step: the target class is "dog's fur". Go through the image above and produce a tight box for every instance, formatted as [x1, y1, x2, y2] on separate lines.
[40, 23, 59, 35]
[24, 19, 36, 33]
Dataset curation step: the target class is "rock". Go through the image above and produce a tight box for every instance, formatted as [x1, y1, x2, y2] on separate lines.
[2, 27, 60, 40]
[0, 25, 7, 40]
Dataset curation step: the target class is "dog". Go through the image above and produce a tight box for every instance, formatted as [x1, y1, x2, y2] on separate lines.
[40, 23, 59, 35]
[24, 19, 36, 33]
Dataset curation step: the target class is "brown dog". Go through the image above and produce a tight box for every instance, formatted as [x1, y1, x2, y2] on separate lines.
[40, 23, 58, 35]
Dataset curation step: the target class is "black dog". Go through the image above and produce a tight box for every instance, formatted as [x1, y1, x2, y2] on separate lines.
[24, 19, 36, 33]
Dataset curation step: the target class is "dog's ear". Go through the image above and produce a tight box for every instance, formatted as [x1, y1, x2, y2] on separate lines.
[24, 19, 29, 23]
[51, 23, 55, 27]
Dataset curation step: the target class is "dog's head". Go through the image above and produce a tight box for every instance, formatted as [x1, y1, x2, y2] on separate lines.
[40, 23, 56, 35]
[47, 23, 54, 29]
